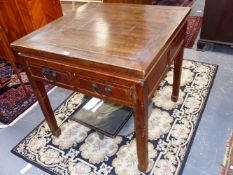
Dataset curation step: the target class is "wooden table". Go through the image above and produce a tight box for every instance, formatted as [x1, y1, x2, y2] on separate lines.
[11, 3, 190, 172]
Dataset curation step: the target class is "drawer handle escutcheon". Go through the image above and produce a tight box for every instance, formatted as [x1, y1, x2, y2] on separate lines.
[104, 86, 112, 94]
[41, 67, 57, 82]
[92, 83, 99, 92]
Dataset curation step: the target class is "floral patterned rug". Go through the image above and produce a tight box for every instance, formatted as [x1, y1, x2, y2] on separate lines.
[0, 61, 54, 126]
[11, 60, 218, 175]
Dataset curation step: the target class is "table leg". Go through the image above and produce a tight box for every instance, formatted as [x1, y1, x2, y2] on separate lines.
[134, 82, 148, 172]
[32, 80, 61, 136]
[20, 58, 61, 137]
[21, 61, 61, 137]
[171, 46, 183, 102]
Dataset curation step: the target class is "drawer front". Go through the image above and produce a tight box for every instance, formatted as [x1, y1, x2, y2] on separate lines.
[29, 64, 72, 87]
[77, 76, 132, 104]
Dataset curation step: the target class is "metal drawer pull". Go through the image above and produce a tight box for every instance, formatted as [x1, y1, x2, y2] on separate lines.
[41, 67, 57, 82]
[104, 86, 112, 94]
[92, 83, 99, 92]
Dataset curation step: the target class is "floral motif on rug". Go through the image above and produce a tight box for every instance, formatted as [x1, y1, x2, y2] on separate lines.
[11, 60, 218, 175]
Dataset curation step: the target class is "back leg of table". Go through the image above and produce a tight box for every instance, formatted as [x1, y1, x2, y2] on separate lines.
[171, 47, 183, 102]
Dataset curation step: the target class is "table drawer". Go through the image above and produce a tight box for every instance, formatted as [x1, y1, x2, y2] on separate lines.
[77, 76, 132, 103]
[29, 64, 72, 86]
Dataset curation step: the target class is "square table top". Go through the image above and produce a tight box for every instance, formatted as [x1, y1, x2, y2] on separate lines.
[11, 3, 190, 78]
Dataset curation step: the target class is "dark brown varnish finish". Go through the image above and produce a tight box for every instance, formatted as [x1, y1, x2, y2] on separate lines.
[11, 3, 190, 172]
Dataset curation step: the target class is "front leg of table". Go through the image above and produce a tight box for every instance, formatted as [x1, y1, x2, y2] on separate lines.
[171, 45, 184, 102]
[20, 60, 60, 137]
[133, 82, 149, 172]
[33, 80, 61, 137]
[23, 69, 61, 136]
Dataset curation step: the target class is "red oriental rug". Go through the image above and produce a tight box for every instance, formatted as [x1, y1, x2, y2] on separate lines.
[0, 61, 54, 127]
[185, 16, 203, 48]
[221, 131, 233, 175]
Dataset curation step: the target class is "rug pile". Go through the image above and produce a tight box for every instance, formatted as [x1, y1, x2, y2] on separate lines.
[185, 16, 203, 48]
[0, 62, 53, 126]
[12, 60, 218, 175]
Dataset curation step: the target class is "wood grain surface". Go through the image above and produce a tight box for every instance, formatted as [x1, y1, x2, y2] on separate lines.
[12, 3, 190, 78]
